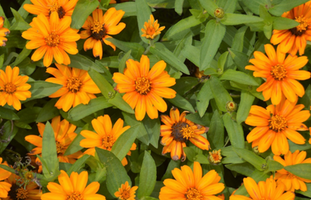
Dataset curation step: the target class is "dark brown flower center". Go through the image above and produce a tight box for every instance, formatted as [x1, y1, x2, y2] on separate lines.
[91, 21, 106, 40]
[66, 77, 82, 93]
[290, 16, 308, 36]
[3, 82, 16, 94]
[135, 77, 151, 95]
[185, 188, 203, 200]
[270, 64, 287, 80]
[171, 122, 194, 142]
[269, 115, 287, 132]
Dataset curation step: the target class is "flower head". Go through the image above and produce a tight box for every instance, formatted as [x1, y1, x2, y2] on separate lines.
[22, 12, 80, 67]
[141, 14, 165, 40]
[0, 17, 9, 46]
[270, 2, 311, 55]
[24, 0, 78, 19]
[245, 99, 310, 155]
[80, 8, 125, 59]
[114, 181, 138, 200]
[0, 158, 11, 198]
[160, 107, 210, 161]
[230, 177, 295, 200]
[246, 44, 310, 105]
[273, 150, 311, 192]
[209, 149, 222, 164]
[41, 170, 106, 200]
[45, 64, 101, 112]
[80, 115, 135, 166]
[113, 55, 176, 121]
[0, 66, 31, 110]
[25, 116, 82, 172]
[159, 161, 225, 200]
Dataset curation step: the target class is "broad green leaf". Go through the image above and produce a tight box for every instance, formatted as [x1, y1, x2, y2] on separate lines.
[150, 43, 190, 75]
[118, 50, 132, 73]
[0, 107, 19, 120]
[223, 113, 244, 148]
[0, 164, 16, 174]
[110, 2, 137, 17]
[265, 160, 283, 172]
[146, 0, 175, 8]
[175, 0, 184, 15]
[241, 0, 270, 15]
[226, 163, 255, 177]
[143, 116, 161, 148]
[69, 54, 109, 74]
[231, 26, 248, 52]
[67, 154, 91, 175]
[198, 0, 218, 16]
[108, 93, 135, 114]
[196, 80, 213, 117]
[221, 146, 245, 164]
[183, 147, 197, 162]
[297, 183, 311, 198]
[11, 47, 32, 67]
[136, 0, 152, 44]
[99, 56, 119, 68]
[64, 124, 90, 156]
[0, 5, 10, 28]
[71, 0, 99, 29]
[222, 0, 237, 13]
[17, 107, 41, 124]
[200, 20, 226, 70]
[285, 163, 311, 180]
[269, 0, 309, 16]
[228, 49, 250, 73]
[122, 112, 149, 145]
[88, 68, 114, 100]
[220, 13, 263, 25]
[220, 69, 259, 86]
[26, 81, 62, 102]
[233, 147, 266, 171]
[36, 99, 59, 123]
[106, 38, 144, 59]
[237, 91, 255, 124]
[17, 0, 30, 19]
[182, 44, 200, 67]
[111, 125, 138, 162]
[137, 151, 157, 199]
[68, 96, 112, 121]
[273, 17, 299, 30]
[185, 113, 212, 127]
[96, 148, 131, 197]
[0, 121, 18, 154]
[208, 112, 224, 149]
[10, 8, 31, 31]
[209, 76, 232, 112]
[167, 93, 195, 113]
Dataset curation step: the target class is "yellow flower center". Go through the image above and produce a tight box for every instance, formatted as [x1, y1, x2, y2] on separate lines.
[48, 2, 66, 18]
[291, 15, 309, 36]
[270, 64, 287, 80]
[135, 77, 151, 95]
[102, 135, 115, 150]
[185, 188, 203, 200]
[91, 21, 106, 40]
[3, 82, 16, 94]
[146, 26, 156, 36]
[16, 187, 28, 200]
[56, 141, 66, 155]
[119, 189, 131, 200]
[67, 192, 83, 200]
[45, 32, 60, 47]
[66, 77, 82, 93]
[269, 115, 287, 132]
[181, 125, 195, 140]
[171, 122, 193, 142]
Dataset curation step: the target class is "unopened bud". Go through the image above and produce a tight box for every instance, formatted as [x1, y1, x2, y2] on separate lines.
[226, 101, 237, 112]
[214, 8, 224, 19]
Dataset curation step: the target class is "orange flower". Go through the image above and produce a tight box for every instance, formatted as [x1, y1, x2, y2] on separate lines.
[230, 177, 295, 200]
[80, 115, 135, 166]
[273, 150, 311, 192]
[25, 116, 82, 172]
[0, 17, 9, 46]
[45, 64, 101, 112]
[0, 158, 11, 198]
[41, 170, 105, 200]
[159, 161, 225, 200]
[0, 66, 31, 110]
[245, 99, 310, 155]
[114, 181, 138, 200]
[113, 55, 176, 121]
[246, 44, 310, 105]
[24, 0, 78, 19]
[160, 107, 210, 161]
[22, 12, 80, 67]
[80, 8, 125, 59]
[270, 1, 311, 55]
[141, 14, 165, 40]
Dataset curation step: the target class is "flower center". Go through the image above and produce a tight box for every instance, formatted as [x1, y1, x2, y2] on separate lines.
[67, 192, 83, 200]
[270, 64, 287, 80]
[290, 16, 309, 36]
[135, 77, 151, 95]
[269, 115, 287, 132]
[91, 21, 106, 40]
[66, 77, 82, 93]
[146, 27, 156, 36]
[120, 190, 130, 200]
[16, 187, 28, 200]
[102, 135, 115, 150]
[185, 188, 203, 200]
[45, 32, 60, 47]
[48, 2, 66, 19]
[3, 82, 16, 94]
[56, 141, 66, 156]
[171, 122, 193, 142]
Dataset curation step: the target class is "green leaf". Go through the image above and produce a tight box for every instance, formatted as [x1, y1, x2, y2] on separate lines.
[11, 47, 32, 67]
[36, 99, 59, 123]
[223, 0, 237, 13]
[233, 147, 266, 171]
[220, 13, 263, 25]
[111, 2, 137, 17]
[17, 107, 41, 124]
[226, 163, 255, 177]
[220, 69, 259, 86]
[0, 121, 18, 154]
[273, 17, 299, 30]
[96, 148, 131, 197]
[0, 107, 19, 120]
[69, 54, 109, 74]
[143, 116, 161, 148]
[265, 160, 283, 172]
[223, 113, 244, 148]
[111, 125, 138, 162]
[297, 183, 311, 198]
[136, 0, 152, 44]
[221, 146, 245, 164]
[208, 112, 224, 149]
[161, 160, 181, 180]
[150, 43, 190, 75]
[228, 48, 250, 73]
[175, 0, 184, 15]
[64, 129, 86, 156]
[200, 20, 226, 70]
[285, 163, 311, 180]
[67, 154, 91, 175]
[269, 0, 309, 16]
[196, 80, 213, 117]
[108, 93, 135, 114]
[198, 0, 218, 16]
[241, 0, 269, 15]
[118, 50, 132, 73]
[106, 38, 144, 59]
[182, 44, 200, 67]
[88, 68, 114, 99]
[68, 97, 112, 121]
[137, 151, 157, 199]
[10, 8, 31, 31]
[209, 76, 232, 112]
[167, 93, 195, 113]
[26, 81, 62, 102]
[71, 0, 99, 29]
[236, 91, 255, 124]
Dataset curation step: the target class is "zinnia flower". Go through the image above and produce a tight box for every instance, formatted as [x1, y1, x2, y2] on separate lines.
[270, 1, 311, 55]
[41, 170, 106, 200]
[159, 161, 225, 200]
[246, 44, 310, 105]
[80, 115, 135, 166]
[245, 99, 310, 155]
[45, 63, 101, 112]
[0, 157, 11, 198]
[22, 12, 80, 67]
[113, 55, 176, 121]
[25, 116, 83, 172]
[209, 149, 222, 164]
[0, 17, 9, 46]
[80, 8, 125, 59]
[230, 177, 295, 200]
[160, 107, 210, 161]
[114, 181, 138, 200]
[273, 150, 311, 192]
[0, 66, 31, 110]
[141, 14, 165, 40]
[23, 0, 78, 19]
